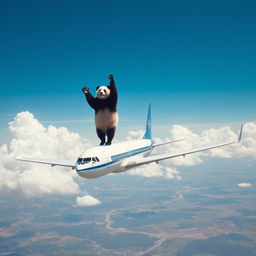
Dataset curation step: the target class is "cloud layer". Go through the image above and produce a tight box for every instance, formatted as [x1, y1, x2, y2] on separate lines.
[156, 123, 256, 165]
[127, 122, 256, 178]
[128, 163, 182, 180]
[0, 111, 90, 197]
[1, 111, 255, 199]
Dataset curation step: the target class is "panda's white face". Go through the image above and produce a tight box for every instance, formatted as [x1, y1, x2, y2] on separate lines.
[96, 86, 110, 100]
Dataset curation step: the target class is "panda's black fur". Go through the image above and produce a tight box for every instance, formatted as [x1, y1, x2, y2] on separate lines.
[82, 74, 118, 145]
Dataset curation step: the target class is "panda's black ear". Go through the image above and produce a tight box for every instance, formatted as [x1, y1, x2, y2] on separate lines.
[96, 86, 100, 90]
[107, 86, 111, 89]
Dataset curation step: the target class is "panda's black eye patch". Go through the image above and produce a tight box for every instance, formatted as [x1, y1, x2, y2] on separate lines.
[103, 89, 106, 93]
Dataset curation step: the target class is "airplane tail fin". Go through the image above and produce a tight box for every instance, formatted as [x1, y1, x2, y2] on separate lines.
[142, 103, 152, 140]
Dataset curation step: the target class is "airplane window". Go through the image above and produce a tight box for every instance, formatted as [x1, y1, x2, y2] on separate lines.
[77, 158, 92, 165]
[92, 157, 99, 162]
[82, 158, 91, 164]
[77, 158, 83, 165]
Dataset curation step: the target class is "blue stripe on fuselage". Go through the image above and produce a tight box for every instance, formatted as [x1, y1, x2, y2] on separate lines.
[76, 145, 152, 172]
[111, 145, 152, 162]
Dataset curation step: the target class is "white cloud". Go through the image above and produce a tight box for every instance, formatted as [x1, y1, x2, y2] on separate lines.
[238, 183, 252, 188]
[76, 195, 101, 207]
[127, 122, 256, 179]
[128, 163, 181, 180]
[164, 125, 237, 166]
[158, 123, 256, 166]
[0, 111, 90, 197]
[126, 130, 144, 140]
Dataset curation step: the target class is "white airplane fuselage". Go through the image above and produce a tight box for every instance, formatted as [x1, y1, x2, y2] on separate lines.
[76, 139, 153, 179]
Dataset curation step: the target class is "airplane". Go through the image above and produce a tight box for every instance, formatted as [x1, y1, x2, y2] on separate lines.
[17, 104, 243, 179]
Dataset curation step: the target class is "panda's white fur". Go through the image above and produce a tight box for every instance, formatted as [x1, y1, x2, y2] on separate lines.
[95, 86, 118, 133]
[96, 86, 110, 100]
[95, 108, 118, 133]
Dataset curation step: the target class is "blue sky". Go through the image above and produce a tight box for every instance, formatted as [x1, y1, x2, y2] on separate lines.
[0, 0, 256, 142]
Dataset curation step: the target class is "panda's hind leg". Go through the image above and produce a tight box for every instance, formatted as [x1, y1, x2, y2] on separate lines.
[96, 128, 106, 145]
[106, 127, 116, 145]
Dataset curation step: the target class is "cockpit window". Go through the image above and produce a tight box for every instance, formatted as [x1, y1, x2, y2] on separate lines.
[77, 158, 82, 165]
[77, 158, 92, 165]
[77, 157, 99, 165]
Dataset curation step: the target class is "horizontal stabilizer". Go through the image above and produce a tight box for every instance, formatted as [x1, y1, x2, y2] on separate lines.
[153, 139, 185, 148]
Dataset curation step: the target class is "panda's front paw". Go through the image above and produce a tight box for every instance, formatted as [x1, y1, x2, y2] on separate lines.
[108, 74, 114, 81]
[82, 87, 89, 94]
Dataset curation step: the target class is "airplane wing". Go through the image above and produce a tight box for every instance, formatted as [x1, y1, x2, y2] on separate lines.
[124, 124, 243, 169]
[16, 158, 76, 169]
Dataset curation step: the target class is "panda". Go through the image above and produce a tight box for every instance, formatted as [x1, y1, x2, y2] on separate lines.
[82, 74, 118, 145]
